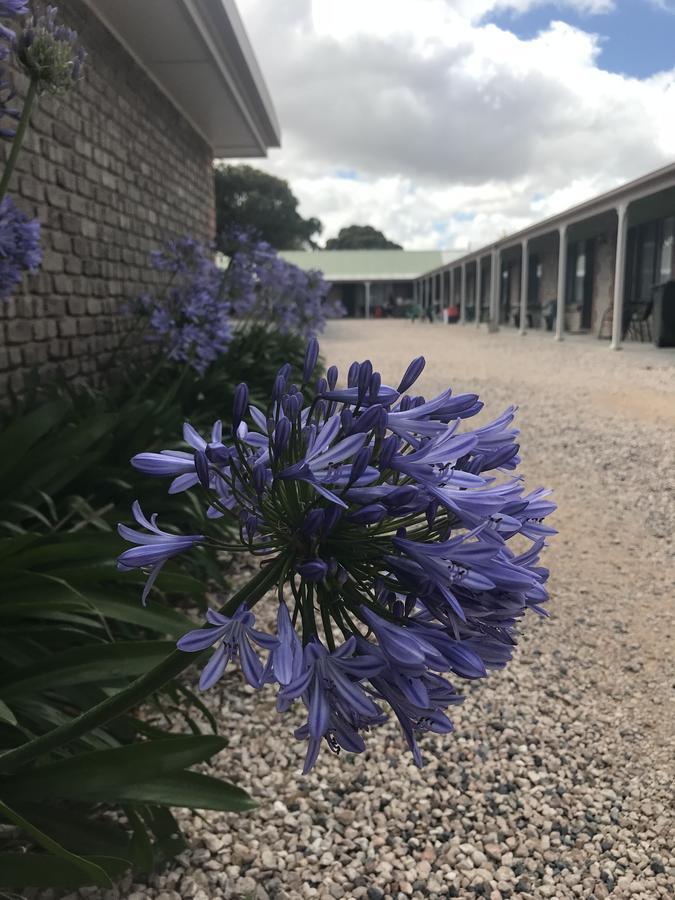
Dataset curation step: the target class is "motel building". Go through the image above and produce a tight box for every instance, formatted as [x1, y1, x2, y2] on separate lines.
[280, 249, 464, 319]
[284, 161, 675, 349]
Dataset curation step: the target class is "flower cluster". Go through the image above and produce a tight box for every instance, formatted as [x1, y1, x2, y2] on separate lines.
[137, 232, 342, 374]
[14, 4, 85, 94]
[0, 194, 41, 298]
[136, 237, 232, 375]
[119, 340, 555, 771]
[221, 226, 343, 336]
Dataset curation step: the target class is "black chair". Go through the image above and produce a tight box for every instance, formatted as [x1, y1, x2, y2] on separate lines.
[598, 293, 654, 342]
[622, 297, 653, 342]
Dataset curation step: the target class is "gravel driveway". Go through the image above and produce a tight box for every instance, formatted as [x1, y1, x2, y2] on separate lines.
[77, 321, 675, 900]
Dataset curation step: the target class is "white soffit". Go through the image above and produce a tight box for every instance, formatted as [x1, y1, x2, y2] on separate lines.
[83, 0, 280, 157]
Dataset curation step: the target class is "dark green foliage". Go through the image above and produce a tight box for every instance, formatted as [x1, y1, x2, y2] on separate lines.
[0, 326, 313, 889]
[325, 224, 403, 250]
[215, 163, 322, 250]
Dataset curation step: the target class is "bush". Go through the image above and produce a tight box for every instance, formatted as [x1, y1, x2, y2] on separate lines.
[0, 325, 317, 889]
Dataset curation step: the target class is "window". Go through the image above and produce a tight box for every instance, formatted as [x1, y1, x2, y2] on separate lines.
[574, 249, 586, 305]
[659, 217, 674, 283]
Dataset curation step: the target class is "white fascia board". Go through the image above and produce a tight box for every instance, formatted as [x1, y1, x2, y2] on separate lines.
[181, 0, 281, 155]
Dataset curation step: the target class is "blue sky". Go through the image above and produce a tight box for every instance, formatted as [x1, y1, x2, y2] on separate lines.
[486, 2, 675, 78]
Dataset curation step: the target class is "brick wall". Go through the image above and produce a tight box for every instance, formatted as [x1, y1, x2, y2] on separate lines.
[0, 0, 215, 396]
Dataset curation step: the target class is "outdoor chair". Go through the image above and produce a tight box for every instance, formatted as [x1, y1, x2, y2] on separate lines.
[597, 295, 654, 341]
[622, 298, 653, 342]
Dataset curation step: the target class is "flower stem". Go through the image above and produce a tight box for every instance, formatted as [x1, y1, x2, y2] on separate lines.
[0, 78, 38, 203]
[0, 554, 287, 774]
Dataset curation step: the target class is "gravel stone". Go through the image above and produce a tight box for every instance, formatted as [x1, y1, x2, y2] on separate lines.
[40, 323, 675, 900]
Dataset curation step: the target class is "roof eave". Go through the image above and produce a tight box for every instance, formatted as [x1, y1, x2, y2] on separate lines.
[183, 0, 281, 156]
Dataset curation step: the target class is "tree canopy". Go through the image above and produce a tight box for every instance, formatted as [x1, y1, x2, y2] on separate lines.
[325, 225, 403, 250]
[214, 164, 322, 250]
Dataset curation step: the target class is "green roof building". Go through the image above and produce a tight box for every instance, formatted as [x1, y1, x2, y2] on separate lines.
[278, 249, 464, 318]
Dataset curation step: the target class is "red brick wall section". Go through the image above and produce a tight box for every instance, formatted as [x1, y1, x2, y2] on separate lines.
[0, 0, 215, 397]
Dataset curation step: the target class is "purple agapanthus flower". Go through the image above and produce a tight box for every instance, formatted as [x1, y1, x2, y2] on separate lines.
[134, 237, 231, 374]
[219, 225, 342, 336]
[0, 0, 29, 16]
[117, 501, 203, 604]
[177, 606, 277, 689]
[120, 338, 556, 770]
[0, 196, 41, 300]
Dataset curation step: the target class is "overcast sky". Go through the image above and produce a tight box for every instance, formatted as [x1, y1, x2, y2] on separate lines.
[234, 0, 675, 250]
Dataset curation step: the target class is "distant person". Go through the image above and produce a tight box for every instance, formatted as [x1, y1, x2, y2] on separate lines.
[407, 303, 422, 322]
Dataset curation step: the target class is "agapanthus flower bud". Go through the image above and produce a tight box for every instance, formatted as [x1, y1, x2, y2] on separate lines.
[357, 360, 373, 402]
[273, 416, 292, 458]
[397, 355, 426, 393]
[232, 382, 248, 429]
[122, 339, 555, 772]
[303, 336, 319, 384]
[379, 434, 399, 469]
[326, 365, 338, 390]
[297, 559, 328, 582]
[194, 450, 210, 489]
[348, 503, 387, 525]
[284, 393, 302, 419]
[340, 408, 353, 432]
[349, 446, 372, 484]
[15, 5, 86, 94]
[368, 372, 381, 404]
[272, 373, 286, 401]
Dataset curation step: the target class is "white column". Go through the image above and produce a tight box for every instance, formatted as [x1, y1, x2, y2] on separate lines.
[460, 265, 467, 324]
[519, 240, 528, 335]
[364, 281, 371, 319]
[555, 224, 568, 341]
[475, 258, 482, 327]
[610, 204, 629, 351]
[489, 249, 500, 333]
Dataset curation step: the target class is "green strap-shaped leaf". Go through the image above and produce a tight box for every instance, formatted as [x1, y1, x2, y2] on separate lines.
[0, 641, 175, 699]
[125, 805, 155, 874]
[0, 398, 73, 483]
[0, 700, 17, 726]
[115, 770, 257, 812]
[0, 798, 118, 888]
[1, 735, 228, 802]
[0, 852, 129, 889]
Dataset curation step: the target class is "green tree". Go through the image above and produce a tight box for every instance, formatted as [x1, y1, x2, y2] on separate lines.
[325, 225, 403, 250]
[215, 164, 322, 250]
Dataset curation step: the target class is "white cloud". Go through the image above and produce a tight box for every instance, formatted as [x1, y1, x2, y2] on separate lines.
[234, 0, 675, 248]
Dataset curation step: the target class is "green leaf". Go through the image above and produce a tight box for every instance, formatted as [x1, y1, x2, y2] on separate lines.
[140, 805, 186, 862]
[0, 852, 129, 889]
[116, 771, 256, 811]
[0, 700, 17, 726]
[0, 398, 72, 484]
[2, 735, 228, 803]
[0, 641, 175, 699]
[0, 798, 116, 888]
[13, 802, 134, 860]
[125, 805, 155, 874]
